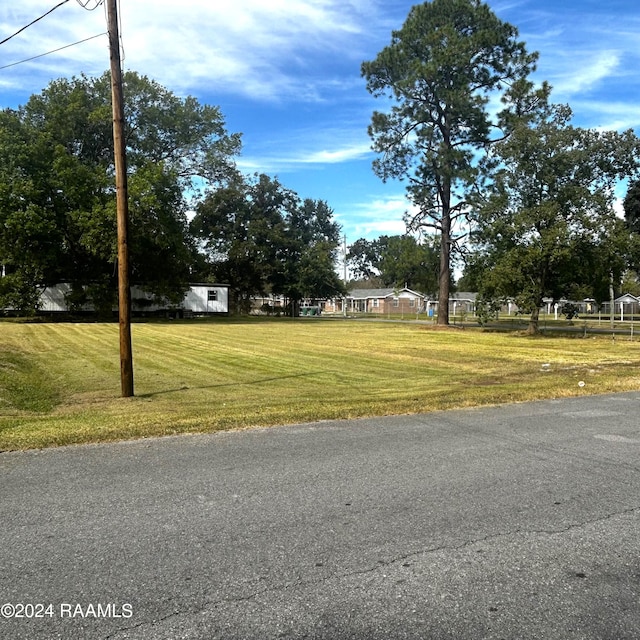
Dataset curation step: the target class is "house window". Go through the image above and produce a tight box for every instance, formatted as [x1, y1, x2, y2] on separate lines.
[409, 298, 415, 307]
[207, 290, 217, 302]
[372, 299, 379, 308]
[393, 298, 399, 307]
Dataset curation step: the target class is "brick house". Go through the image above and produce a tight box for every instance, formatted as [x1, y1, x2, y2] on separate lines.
[346, 288, 425, 314]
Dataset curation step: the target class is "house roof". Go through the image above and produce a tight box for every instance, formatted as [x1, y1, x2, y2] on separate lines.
[348, 289, 481, 302]
[450, 291, 477, 301]
[614, 293, 640, 303]
[189, 283, 229, 288]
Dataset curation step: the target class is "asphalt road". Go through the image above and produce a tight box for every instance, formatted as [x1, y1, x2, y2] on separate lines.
[2, 392, 640, 639]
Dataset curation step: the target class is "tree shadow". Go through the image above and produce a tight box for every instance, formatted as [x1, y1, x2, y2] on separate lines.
[137, 371, 327, 398]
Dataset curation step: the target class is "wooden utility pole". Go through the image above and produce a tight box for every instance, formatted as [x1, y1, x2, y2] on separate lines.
[343, 234, 348, 317]
[107, 0, 134, 397]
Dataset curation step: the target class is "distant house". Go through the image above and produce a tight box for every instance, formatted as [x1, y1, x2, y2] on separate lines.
[346, 287, 425, 314]
[25, 283, 229, 316]
[39, 283, 85, 313]
[448, 291, 477, 316]
[600, 293, 640, 319]
[181, 284, 229, 315]
[417, 291, 478, 317]
[541, 297, 599, 316]
[615, 293, 640, 314]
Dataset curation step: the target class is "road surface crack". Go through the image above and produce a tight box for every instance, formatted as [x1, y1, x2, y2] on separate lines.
[101, 504, 639, 638]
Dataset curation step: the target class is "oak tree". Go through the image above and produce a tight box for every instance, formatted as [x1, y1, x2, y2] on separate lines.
[191, 174, 345, 314]
[0, 72, 240, 313]
[472, 101, 640, 333]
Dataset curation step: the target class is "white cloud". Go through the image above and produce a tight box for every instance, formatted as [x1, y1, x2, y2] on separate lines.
[353, 217, 406, 238]
[570, 100, 640, 133]
[0, 0, 377, 104]
[238, 145, 371, 174]
[342, 195, 414, 240]
[497, 3, 638, 136]
[543, 50, 621, 98]
[127, 0, 365, 99]
[237, 125, 373, 173]
[298, 142, 372, 165]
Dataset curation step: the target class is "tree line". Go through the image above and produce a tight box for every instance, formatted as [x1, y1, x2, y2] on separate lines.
[3, 0, 640, 330]
[0, 72, 345, 315]
[360, 0, 640, 333]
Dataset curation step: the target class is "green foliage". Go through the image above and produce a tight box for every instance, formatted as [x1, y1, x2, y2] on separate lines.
[191, 174, 345, 313]
[275, 197, 345, 304]
[0, 272, 42, 316]
[127, 162, 194, 303]
[379, 235, 440, 294]
[560, 303, 580, 321]
[0, 72, 240, 311]
[346, 238, 380, 281]
[456, 251, 487, 292]
[191, 174, 291, 312]
[474, 296, 501, 326]
[472, 99, 640, 333]
[624, 179, 640, 234]
[347, 235, 440, 294]
[620, 271, 640, 297]
[624, 180, 640, 273]
[362, 0, 538, 323]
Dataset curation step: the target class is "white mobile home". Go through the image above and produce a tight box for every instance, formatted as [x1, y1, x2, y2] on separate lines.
[39, 283, 89, 313]
[182, 284, 228, 314]
[24, 283, 229, 316]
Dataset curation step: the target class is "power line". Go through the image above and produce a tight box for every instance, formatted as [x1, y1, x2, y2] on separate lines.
[0, 32, 107, 71]
[76, 0, 104, 10]
[0, 1, 72, 47]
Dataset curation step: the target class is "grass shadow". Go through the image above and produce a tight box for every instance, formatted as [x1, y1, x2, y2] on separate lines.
[137, 371, 328, 399]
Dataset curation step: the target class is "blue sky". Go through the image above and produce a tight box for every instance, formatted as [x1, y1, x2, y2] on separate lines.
[1, 0, 639, 244]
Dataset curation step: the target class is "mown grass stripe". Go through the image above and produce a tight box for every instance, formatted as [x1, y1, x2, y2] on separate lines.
[1, 318, 639, 450]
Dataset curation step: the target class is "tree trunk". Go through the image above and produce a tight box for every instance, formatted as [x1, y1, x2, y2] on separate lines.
[437, 195, 451, 326]
[527, 306, 540, 334]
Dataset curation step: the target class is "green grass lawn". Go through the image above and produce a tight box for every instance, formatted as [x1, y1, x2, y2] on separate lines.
[1, 317, 639, 450]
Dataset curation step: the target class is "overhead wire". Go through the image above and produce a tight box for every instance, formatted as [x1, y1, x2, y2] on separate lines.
[118, 0, 125, 66]
[76, 0, 104, 10]
[0, 32, 107, 71]
[0, 0, 71, 47]
[0, 0, 107, 72]
[102, 0, 125, 66]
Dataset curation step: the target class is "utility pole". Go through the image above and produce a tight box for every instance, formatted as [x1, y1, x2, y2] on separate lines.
[609, 271, 615, 332]
[343, 234, 348, 317]
[107, 0, 134, 397]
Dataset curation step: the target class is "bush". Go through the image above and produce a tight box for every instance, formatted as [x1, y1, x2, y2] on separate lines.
[561, 302, 580, 322]
[475, 297, 501, 326]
